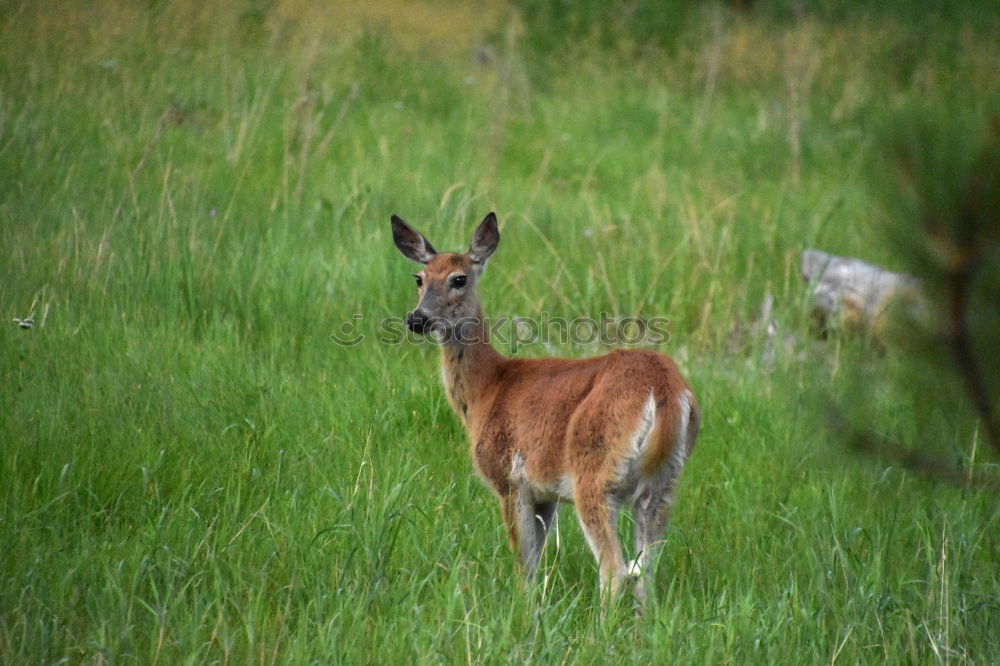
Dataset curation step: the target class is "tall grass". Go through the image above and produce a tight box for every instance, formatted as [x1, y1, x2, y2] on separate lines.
[1, 0, 998, 662]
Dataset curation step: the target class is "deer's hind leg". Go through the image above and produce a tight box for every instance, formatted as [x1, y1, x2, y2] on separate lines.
[575, 491, 627, 603]
[566, 389, 651, 603]
[632, 391, 699, 602]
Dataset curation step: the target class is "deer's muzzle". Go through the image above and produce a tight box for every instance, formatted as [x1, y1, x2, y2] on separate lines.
[407, 310, 430, 334]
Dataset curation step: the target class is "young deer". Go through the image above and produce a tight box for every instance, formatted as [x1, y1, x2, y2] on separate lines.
[391, 212, 700, 603]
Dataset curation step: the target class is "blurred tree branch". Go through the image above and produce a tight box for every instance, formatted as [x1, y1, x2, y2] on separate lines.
[827, 112, 1000, 485]
[939, 134, 1000, 459]
[837, 411, 997, 489]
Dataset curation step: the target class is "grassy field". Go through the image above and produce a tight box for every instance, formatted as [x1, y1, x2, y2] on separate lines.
[2, 0, 999, 662]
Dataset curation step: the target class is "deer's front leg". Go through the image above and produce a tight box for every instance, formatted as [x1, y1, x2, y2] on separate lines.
[500, 492, 521, 558]
[501, 488, 554, 580]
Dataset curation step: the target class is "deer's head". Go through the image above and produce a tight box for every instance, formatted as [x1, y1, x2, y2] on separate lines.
[391, 212, 500, 336]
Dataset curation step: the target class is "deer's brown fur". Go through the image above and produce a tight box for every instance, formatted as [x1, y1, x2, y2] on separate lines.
[392, 212, 700, 603]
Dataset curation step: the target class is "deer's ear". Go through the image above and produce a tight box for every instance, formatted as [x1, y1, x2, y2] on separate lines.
[391, 215, 438, 264]
[469, 212, 499, 270]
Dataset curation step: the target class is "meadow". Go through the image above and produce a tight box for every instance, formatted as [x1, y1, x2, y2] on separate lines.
[1, 0, 998, 662]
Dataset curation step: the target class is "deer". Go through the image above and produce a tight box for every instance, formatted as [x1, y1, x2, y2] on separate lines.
[390, 211, 700, 604]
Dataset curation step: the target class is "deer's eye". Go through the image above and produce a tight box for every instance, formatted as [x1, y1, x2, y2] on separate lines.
[414, 275, 423, 288]
[450, 275, 467, 289]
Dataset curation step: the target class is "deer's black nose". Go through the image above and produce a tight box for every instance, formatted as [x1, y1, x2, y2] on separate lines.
[407, 309, 429, 333]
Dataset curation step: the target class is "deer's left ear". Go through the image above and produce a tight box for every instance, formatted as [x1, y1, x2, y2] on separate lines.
[469, 212, 500, 271]
[391, 215, 438, 264]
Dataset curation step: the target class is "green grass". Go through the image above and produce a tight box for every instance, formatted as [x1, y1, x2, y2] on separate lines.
[2, 1, 999, 662]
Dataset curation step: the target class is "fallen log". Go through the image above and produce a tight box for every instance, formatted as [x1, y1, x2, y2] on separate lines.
[800, 249, 924, 339]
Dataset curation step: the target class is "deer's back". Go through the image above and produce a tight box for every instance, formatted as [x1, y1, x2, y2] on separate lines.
[468, 349, 694, 498]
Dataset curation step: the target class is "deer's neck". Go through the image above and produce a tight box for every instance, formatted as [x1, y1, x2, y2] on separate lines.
[439, 309, 502, 427]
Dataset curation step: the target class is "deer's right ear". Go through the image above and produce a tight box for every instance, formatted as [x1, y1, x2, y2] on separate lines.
[391, 215, 438, 264]
[469, 212, 500, 270]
